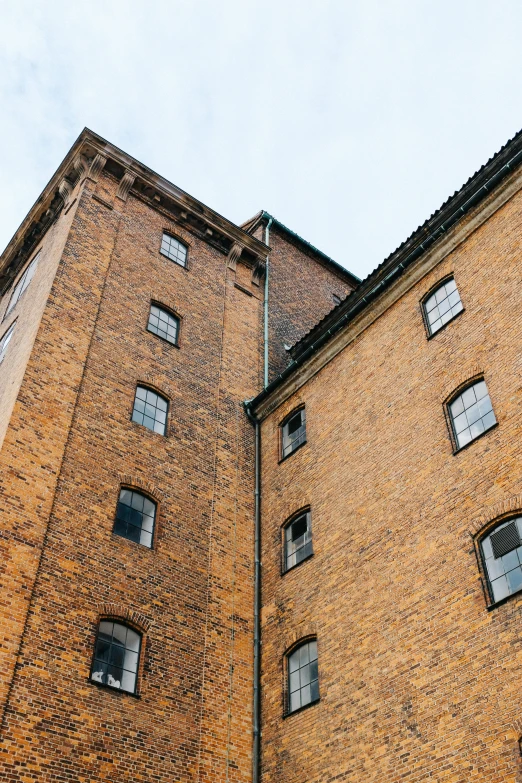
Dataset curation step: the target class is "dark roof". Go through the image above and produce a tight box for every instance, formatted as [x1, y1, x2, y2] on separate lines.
[249, 127, 522, 415]
[241, 210, 361, 288]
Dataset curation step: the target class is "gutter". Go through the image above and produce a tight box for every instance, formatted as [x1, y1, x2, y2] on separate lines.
[249, 143, 522, 417]
[263, 217, 273, 388]
[245, 402, 262, 783]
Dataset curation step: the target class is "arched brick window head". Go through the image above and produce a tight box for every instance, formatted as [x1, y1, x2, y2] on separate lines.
[91, 621, 141, 694]
[287, 639, 319, 714]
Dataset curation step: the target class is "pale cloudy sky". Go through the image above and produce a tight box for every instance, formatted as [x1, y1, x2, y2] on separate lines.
[0, 0, 521, 280]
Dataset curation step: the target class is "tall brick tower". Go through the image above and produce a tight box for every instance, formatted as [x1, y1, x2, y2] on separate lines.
[0, 130, 356, 781]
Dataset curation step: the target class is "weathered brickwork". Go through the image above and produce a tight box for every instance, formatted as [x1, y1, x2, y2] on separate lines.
[0, 132, 349, 781]
[257, 182, 522, 782]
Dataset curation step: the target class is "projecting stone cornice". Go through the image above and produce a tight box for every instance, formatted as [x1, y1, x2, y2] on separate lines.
[0, 127, 269, 295]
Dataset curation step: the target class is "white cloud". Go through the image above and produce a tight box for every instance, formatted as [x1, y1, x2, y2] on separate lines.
[1, 0, 521, 278]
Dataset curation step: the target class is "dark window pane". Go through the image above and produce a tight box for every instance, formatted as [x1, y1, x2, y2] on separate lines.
[113, 489, 156, 549]
[91, 621, 142, 694]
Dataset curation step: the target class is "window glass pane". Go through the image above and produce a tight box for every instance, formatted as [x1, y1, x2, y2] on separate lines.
[282, 409, 306, 458]
[147, 304, 180, 345]
[160, 233, 188, 267]
[114, 488, 156, 548]
[5, 252, 40, 317]
[91, 621, 141, 693]
[0, 323, 16, 363]
[425, 279, 462, 335]
[287, 640, 319, 713]
[450, 380, 496, 449]
[132, 386, 168, 435]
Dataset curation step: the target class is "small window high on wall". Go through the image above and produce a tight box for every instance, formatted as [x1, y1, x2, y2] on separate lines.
[281, 408, 306, 460]
[91, 621, 141, 694]
[4, 251, 40, 319]
[287, 639, 319, 714]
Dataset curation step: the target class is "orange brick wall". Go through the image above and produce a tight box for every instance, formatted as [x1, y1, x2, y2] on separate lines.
[0, 158, 350, 781]
[258, 187, 522, 783]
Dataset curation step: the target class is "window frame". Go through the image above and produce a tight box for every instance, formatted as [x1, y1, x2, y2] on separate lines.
[112, 486, 158, 549]
[89, 619, 143, 696]
[279, 406, 307, 462]
[0, 321, 16, 364]
[282, 508, 313, 574]
[421, 275, 464, 339]
[131, 384, 170, 436]
[284, 637, 320, 717]
[445, 377, 497, 454]
[478, 516, 522, 609]
[3, 250, 41, 321]
[147, 301, 181, 348]
[159, 231, 189, 269]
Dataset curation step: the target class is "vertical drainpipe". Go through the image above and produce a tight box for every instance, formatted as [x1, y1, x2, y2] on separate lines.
[263, 216, 273, 389]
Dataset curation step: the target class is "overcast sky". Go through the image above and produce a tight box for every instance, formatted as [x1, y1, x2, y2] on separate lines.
[1, 0, 521, 280]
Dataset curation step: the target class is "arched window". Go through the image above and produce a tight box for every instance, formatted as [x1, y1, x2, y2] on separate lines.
[287, 639, 319, 714]
[281, 407, 306, 459]
[132, 386, 168, 435]
[481, 517, 522, 604]
[448, 379, 496, 450]
[91, 620, 141, 694]
[422, 277, 463, 336]
[113, 488, 156, 548]
[284, 510, 312, 572]
[4, 251, 40, 318]
[147, 303, 180, 346]
[160, 232, 187, 268]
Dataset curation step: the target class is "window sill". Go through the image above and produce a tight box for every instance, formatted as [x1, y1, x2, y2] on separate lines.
[281, 551, 314, 576]
[283, 697, 320, 719]
[452, 421, 498, 455]
[487, 585, 522, 611]
[426, 307, 465, 340]
[89, 677, 140, 698]
[279, 439, 307, 464]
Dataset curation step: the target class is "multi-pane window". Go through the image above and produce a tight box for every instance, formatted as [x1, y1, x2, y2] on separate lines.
[5, 252, 40, 318]
[147, 304, 180, 346]
[287, 640, 319, 714]
[281, 408, 306, 459]
[0, 323, 15, 364]
[113, 488, 156, 548]
[132, 386, 168, 435]
[481, 517, 522, 603]
[423, 278, 463, 336]
[449, 380, 496, 450]
[160, 233, 187, 267]
[284, 510, 312, 571]
[91, 621, 141, 694]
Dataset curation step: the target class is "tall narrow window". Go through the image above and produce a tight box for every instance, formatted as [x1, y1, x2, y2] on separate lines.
[287, 639, 319, 714]
[160, 233, 187, 267]
[113, 488, 156, 548]
[281, 408, 306, 459]
[284, 510, 312, 571]
[423, 277, 463, 336]
[448, 379, 496, 450]
[481, 517, 522, 604]
[0, 323, 15, 364]
[132, 386, 168, 435]
[5, 251, 40, 318]
[91, 620, 141, 694]
[147, 304, 180, 346]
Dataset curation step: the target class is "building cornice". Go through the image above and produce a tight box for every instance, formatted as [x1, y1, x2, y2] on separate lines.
[0, 128, 269, 295]
[250, 131, 522, 421]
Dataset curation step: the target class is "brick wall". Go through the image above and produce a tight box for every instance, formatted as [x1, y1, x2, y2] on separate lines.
[0, 150, 350, 781]
[258, 186, 522, 782]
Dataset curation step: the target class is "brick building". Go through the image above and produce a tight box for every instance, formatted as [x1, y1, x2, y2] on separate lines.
[1, 126, 522, 782]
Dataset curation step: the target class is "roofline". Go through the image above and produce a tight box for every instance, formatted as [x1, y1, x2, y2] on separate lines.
[0, 127, 269, 293]
[241, 210, 361, 288]
[248, 127, 522, 417]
